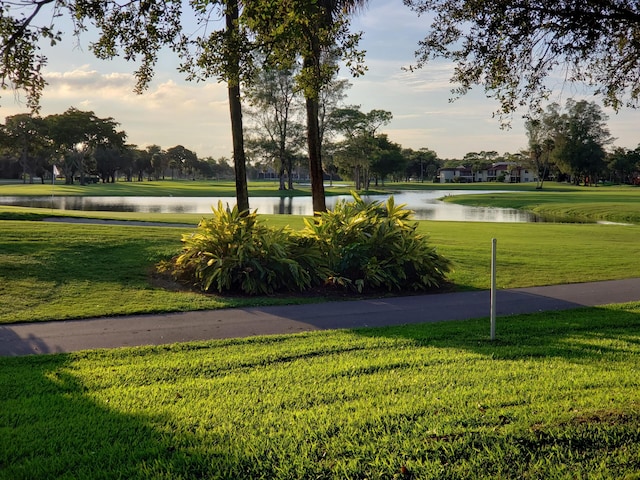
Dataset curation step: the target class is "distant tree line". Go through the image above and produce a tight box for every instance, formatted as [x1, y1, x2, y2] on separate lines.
[525, 100, 640, 187]
[0, 107, 235, 183]
[3, 99, 638, 188]
[432, 101, 640, 187]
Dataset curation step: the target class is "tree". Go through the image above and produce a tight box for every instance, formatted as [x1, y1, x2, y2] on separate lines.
[1, 0, 254, 209]
[404, 0, 640, 122]
[369, 135, 406, 186]
[46, 107, 126, 185]
[607, 146, 640, 184]
[525, 117, 556, 189]
[0, 0, 185, 109]
[403, 148, 441, 182]
[130, 146, 153, 182]
[166, 145, 199, 179]
[95, 146, 123, 183]
[319, 77, 352, 148]
[246, 0, 368, 212]
[546, 100, 613, 185]
[244, 65, 305, 190]
[117, 145, 138, 182]
[1, 113, 50, 183]
[330, 106, 393, 189]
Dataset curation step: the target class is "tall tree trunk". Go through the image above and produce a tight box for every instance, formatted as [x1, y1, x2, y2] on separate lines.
[278, 161, 286, 190]
[278, 141, 286, 190]
[303, 46, 326, 213]
[226, 1, 249, 213]
[305, 95, 326, 213]
[287, 155, 293, 190]
[21, 141, 28, 184]
[228, 82, 249, 212]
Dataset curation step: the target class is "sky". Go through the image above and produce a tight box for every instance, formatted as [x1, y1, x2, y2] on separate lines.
[2, 0, 639, 161]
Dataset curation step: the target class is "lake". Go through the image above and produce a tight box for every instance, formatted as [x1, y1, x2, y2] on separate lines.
[0, 190, 542, 222]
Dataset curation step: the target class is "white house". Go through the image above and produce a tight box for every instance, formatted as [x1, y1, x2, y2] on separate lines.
[438, 166, 474, 183]
[439, 162, 537, 183]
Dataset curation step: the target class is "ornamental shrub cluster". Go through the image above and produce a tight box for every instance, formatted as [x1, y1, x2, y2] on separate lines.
[168, 194, 451, 295]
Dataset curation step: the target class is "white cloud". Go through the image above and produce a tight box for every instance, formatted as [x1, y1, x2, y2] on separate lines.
[2, 65, 234, 158]
[2, 0, 638, 162]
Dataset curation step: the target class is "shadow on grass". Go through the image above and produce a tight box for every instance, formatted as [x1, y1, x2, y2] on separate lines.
[0, 224, 179, 288]
[352, 302, 640, 362]
[0, 354, 255, 479]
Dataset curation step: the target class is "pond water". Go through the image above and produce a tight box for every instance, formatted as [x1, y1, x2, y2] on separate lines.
[0, 190, 544, 222]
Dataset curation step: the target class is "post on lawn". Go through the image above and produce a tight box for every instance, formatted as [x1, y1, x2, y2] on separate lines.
[490, 238, 497, 340]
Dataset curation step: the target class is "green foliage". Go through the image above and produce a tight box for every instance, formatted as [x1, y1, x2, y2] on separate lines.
[170, 194, 450, 295]
[406, 0, 640, 121]
[302, 192, 451, 292]
[172, 202, 324, 294]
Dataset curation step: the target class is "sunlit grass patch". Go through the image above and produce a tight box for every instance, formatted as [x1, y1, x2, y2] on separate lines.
[1, 218, 639, 322]
[1, 304, 639, 478]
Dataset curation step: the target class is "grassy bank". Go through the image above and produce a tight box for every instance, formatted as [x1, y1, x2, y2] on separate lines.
[0, 179, 356, 197]
[4, 180, 639, 224]
[444, 184, 640, 224]
[1, 303, 639, 479]
[1, 219, 638, 324]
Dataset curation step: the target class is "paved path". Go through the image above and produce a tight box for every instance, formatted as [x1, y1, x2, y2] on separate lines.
[1, 278, 639, 357]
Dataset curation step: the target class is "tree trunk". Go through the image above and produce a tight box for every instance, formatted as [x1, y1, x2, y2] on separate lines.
[226, 3, 249, 213]
[278, 142, 286, 190]
[305, 95, 326, 212]
[228, 82, 249, 212]
[278, 161, 286, 190]
[287, 157, 293, 190]
[303, 45, 326, 213]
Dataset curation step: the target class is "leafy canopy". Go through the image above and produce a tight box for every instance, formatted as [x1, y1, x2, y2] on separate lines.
[404, 0, 640, 122]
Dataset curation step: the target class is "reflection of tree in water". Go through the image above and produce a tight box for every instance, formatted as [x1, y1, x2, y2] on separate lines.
[0, 192, 554, 222]
[277, 196, 293, 215]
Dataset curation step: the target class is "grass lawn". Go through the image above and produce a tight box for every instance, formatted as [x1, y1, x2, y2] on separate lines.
[444, 183, 640, 224]
[1, 184, 639, 478]
[1, 218, 639, 324]
[1, 303, 639, 479]
[0, 179, 358, 197]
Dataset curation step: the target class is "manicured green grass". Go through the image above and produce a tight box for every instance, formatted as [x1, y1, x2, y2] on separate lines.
[445, 183, 640, 224]
[425, 221, 640, 290]
[1, 304, 639, 479]
[0, 220, 326, 324]
[0, 179, 356, 197]
[1, 219, 639, 324]
[0, 204, 208, 224]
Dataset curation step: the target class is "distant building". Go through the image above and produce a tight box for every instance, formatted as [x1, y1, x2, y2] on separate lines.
[438, 166, 474, 183]
[438, 162, 537, 184]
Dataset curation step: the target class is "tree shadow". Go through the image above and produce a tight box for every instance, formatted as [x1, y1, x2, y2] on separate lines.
[351, 302, 640, 363]
[0, 224, 178, 288]
[0, 353, 254, 479]
[0, 326, 62, 356]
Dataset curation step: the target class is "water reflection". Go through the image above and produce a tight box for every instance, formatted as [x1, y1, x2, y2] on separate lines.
[0, 190, 542, 222]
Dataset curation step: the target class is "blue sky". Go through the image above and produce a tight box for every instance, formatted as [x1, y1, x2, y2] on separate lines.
[2, 0, 639, 160]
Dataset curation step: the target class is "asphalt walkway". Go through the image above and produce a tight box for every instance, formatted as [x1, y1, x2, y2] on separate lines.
[2, 278, 639, 357]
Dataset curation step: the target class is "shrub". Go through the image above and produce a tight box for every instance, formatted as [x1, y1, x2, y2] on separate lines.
[165, 195, 451, 295]
[301, 192, 452, 292]
[170, 202, 324, 294]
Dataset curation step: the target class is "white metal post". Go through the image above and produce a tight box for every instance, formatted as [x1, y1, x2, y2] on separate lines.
[490, 238, 497, 340]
